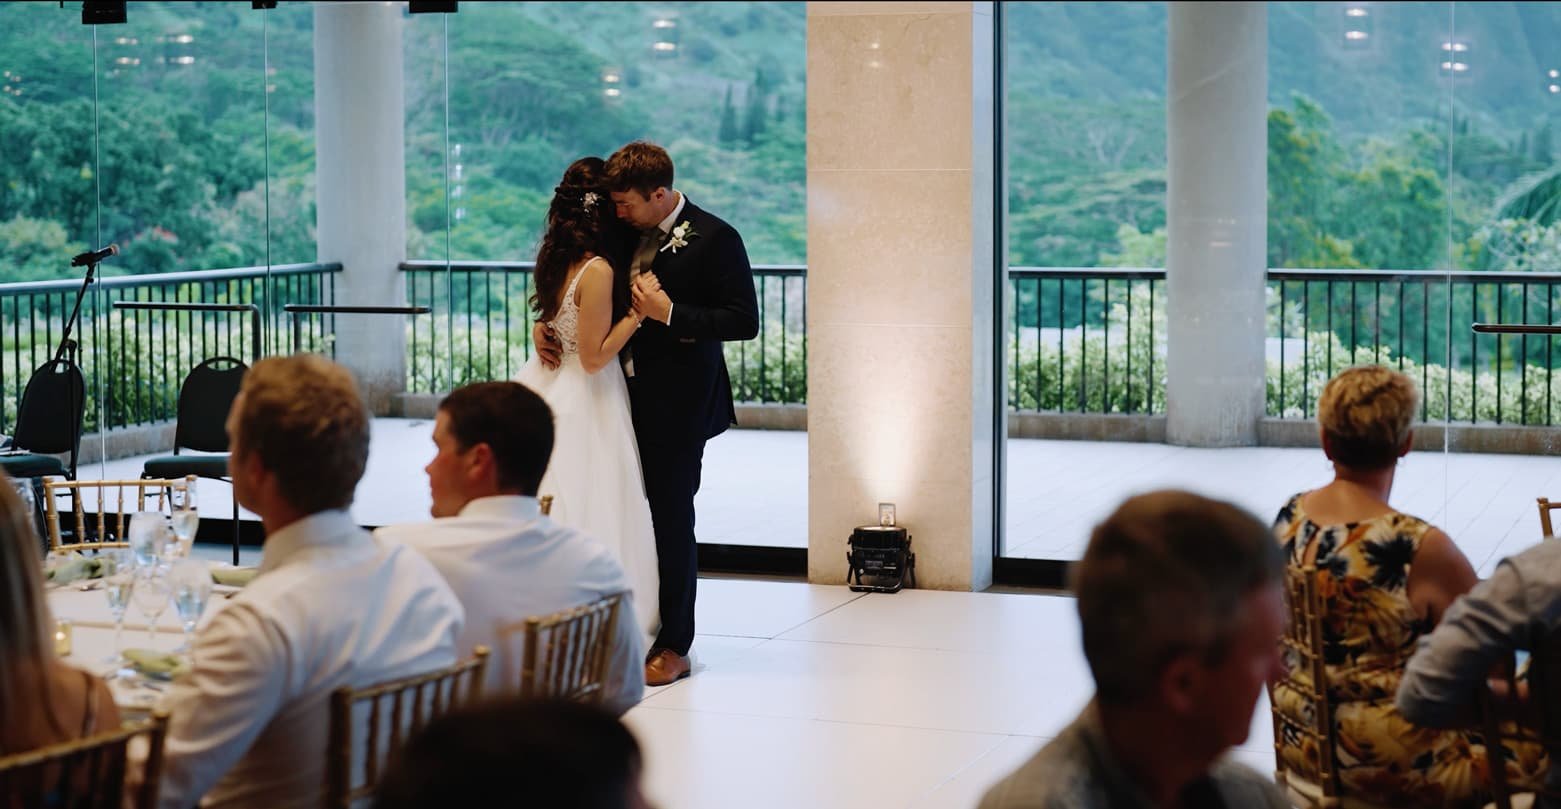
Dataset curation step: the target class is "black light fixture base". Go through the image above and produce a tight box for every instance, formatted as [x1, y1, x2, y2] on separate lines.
[81, 1, 126, 25]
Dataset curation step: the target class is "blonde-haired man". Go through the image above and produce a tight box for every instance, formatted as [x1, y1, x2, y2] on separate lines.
[153, 355, 464, 809]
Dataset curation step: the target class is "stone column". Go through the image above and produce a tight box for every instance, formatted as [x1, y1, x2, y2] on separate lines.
[1165, 2, 1268, 446]
[314, 3, 408, 412]
[806, 2, 995, 590]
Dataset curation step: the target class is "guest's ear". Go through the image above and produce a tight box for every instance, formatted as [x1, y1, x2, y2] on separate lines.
[467, 442, 496, 485]
[1157, 652, 1203, 716]
[1319, 428, 1336, 461]
[1399, 429, 1414, 457]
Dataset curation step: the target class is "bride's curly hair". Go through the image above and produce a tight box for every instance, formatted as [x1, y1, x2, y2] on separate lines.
[530, 157, 631, 323]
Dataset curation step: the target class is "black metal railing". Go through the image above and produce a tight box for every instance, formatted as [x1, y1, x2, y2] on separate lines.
[1, 263, 339, 433]
[1006, 267, 1166, 415]
[39, 261, 1561, 431]
[1268, 269, 1561, 425]
[399, 261, 807, 402]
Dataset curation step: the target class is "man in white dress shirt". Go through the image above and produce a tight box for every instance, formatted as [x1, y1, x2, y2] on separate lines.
[152, 355, 465, 809]
[375, 381, 645, 713]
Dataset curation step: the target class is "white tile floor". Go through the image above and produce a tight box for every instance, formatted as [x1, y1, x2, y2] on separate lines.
[627, 579, 1278, 809]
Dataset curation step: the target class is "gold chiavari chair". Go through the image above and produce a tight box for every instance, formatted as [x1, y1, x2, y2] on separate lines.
[43, 477, 190, 554]
[518, 593, 624, 705]
[1270, 564, 1344, 808]
[1537, 497, 1561, 539]
[1271, 565, 1399, 809]
[539, 494, 553, 516]
[324, 647, 490, 809]
[0, 710, 169, 809]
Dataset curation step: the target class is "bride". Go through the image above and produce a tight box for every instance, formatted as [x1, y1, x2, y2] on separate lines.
[514, 157, 660, 640]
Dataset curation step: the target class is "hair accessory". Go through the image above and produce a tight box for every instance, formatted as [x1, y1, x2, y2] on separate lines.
[583, 191, 600, 212]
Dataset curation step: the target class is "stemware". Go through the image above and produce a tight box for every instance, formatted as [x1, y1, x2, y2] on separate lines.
[131, 565, 172, 648]
[168, 479, 199, 558]
[127, 511, 168, 567]
[170, 558, 212, 655]
[101, 550, 137, 665]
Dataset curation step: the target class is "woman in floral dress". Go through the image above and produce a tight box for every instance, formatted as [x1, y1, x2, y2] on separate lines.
[1272, 365, 1546, 807]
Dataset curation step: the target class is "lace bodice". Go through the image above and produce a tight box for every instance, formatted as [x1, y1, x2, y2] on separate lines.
[549, 257, 606, 358]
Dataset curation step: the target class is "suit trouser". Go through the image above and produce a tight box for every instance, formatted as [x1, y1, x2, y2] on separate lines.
[639, 435, 705, 656]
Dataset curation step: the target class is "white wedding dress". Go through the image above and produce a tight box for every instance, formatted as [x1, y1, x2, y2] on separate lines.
[514, 257, 660, 641]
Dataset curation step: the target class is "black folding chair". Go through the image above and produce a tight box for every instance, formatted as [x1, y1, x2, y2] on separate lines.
[141, 357, 247, 564]
[1, 359, 86, 552]
[1, 358, 86, 482]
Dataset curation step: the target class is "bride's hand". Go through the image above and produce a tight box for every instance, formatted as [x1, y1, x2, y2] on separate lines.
[634, 272, 662, 294]
[533, 320, 562, 370]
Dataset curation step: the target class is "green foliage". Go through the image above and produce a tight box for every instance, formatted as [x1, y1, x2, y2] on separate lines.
[1006, 284, 1166, 413]
[1495, 166, 1561, 228]
[1267, 330, 1561, 425]
[724, 328, 805, 403]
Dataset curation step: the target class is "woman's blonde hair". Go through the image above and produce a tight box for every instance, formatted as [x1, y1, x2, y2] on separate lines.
[0, 472, 60, 750]
[1317, 365, 1420, 469]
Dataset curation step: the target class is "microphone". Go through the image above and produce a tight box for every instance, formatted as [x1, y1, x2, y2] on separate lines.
[70, 244, 118, 267]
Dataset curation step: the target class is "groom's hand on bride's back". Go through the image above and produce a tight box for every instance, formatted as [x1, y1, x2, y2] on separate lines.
[533, 321, 562, 370]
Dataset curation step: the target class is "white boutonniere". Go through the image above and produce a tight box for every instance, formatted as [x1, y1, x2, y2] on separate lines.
[660, 220, 698, 253]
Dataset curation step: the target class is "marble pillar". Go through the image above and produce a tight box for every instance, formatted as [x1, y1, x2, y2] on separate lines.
[1165, 2, 1268, 447]
[806, 2, 995, 590]
[314, 3, 408, 412]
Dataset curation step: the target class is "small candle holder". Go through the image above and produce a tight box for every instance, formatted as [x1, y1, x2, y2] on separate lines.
[53, 618, 73, 657]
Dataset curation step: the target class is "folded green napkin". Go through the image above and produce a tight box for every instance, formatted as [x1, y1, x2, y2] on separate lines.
[122, 648, 191, 680]
[210, 566, 259, 587]
[46, 556, 103, 585]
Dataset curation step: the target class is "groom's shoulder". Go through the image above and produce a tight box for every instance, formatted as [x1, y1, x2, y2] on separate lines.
[683, 200, 740, 238]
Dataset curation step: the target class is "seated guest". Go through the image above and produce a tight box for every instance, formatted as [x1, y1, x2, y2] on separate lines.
[0, 471, 122, 755]
[978, 490, 1288, 809]
[152, 355, 464, 809]
[372, 697, 648, 809]
[1398, 539, 1561, 802]
[375, 381, 644, 713]
[1271, 365, 1541, 806]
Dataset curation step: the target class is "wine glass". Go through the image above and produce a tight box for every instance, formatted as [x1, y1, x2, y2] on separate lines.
[170, 559, 211, 655]
[131, 565, 172, 649]
[127, 511, 168, 568]
[101, 550, 136, 666]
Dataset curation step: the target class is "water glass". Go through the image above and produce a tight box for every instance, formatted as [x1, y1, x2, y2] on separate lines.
[169, 480, 199, 557]
[131, 566, 172, 648]
[170, 559, 212, 654]
[102, 550, 136, 665]
[128, 511, 169, 567]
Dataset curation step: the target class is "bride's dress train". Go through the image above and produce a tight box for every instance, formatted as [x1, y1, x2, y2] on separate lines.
[514, 259, 660, 640]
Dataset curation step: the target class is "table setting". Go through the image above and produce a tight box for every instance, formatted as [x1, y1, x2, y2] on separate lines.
[41, 489, 258, 714]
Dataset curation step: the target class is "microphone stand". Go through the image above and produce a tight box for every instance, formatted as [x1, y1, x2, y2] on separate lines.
[54, 258, 98, 366]
[47, 257, 96, 485]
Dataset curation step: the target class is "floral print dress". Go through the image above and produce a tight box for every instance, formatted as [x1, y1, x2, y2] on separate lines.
[1272, 493, 1547, 808]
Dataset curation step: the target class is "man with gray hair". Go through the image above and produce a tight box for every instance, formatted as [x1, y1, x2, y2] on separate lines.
[979, 490, 1289, 809]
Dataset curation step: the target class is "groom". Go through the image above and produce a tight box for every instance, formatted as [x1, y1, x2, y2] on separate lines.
[537, 141, 759, 686]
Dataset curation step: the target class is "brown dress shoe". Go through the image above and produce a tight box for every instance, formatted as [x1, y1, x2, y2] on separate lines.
[645, 648, 691, 686]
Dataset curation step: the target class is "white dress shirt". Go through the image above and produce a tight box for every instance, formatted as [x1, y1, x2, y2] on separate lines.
[653, 191, 687, 324]
[156, 510, 465, 809]
[375, 495, 646, 714]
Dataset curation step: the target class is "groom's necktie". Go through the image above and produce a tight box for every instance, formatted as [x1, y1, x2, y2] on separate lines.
[630, 227, 662, 279]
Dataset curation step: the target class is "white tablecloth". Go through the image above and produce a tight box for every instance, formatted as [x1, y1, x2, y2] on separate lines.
[47, 561, 239, 713]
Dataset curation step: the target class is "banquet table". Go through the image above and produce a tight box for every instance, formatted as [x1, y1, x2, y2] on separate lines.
[46, 562, 243, 714]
